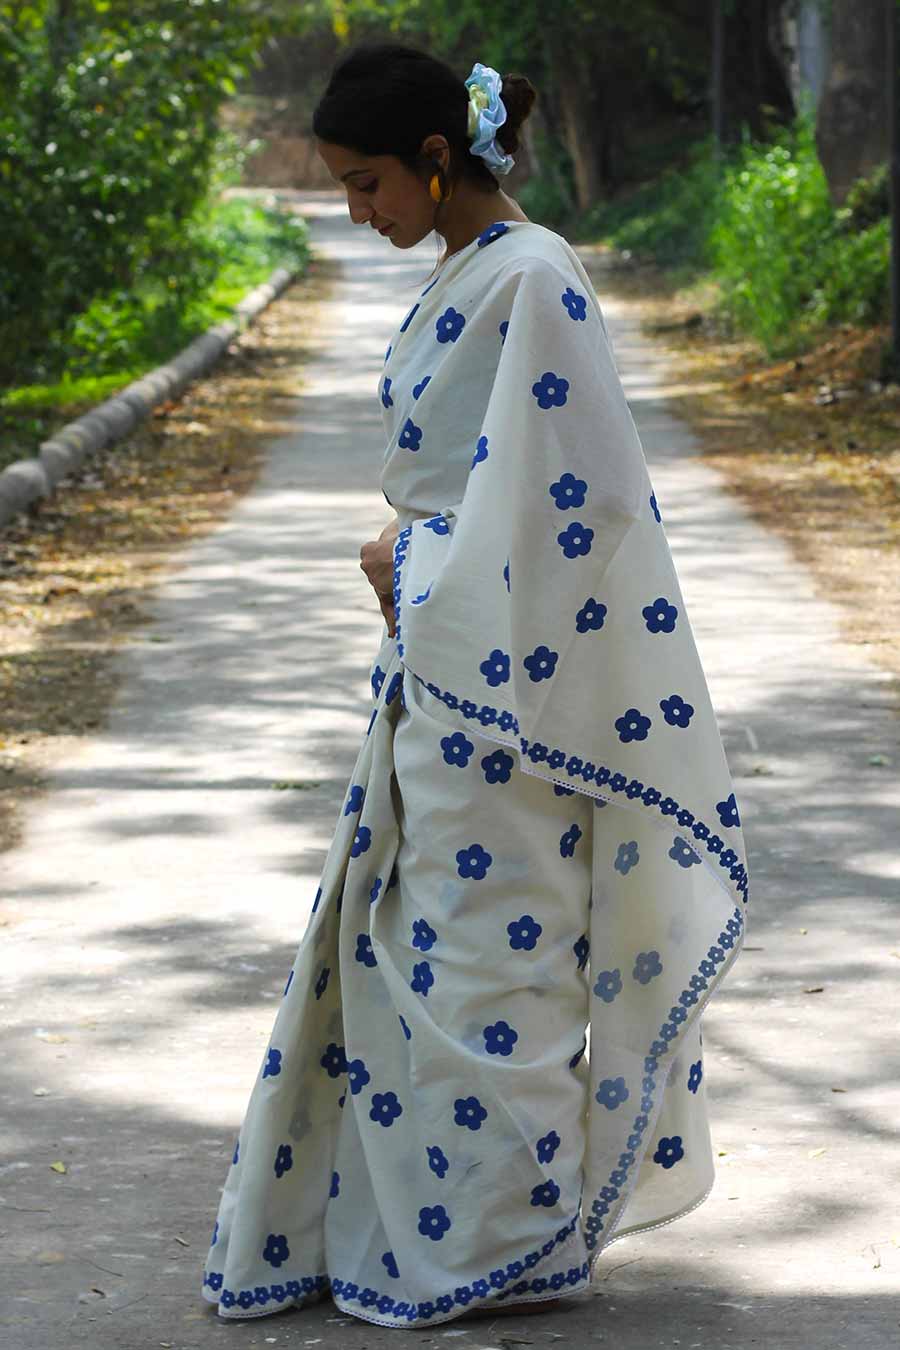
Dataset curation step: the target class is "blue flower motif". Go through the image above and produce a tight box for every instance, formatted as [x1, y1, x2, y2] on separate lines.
[411, 960, 434, 996]
[561, 287, 588, 320]
[398, 418, 422, 451]
[351, 825, 372, 858]
[643, 597, 678, 634]
[532, 371, 569, 409]
[560, 823, 582, 858]
[369, 876, 383, 905]
[424, 513, 449, 535]
[283, 968, 294, 997]
[575, 596, 607, 632]
[633, 950, 663, 984]
[483, 1019, 518, 1056]
[370, 1091, 403, 1127]
[499, 319, 509, 343]
[615, 840, 640, 875]
[479, 647, 510, 686]
[412, 375, 431, 399]
[472, 434, 489, 468]
[418, 1205, 452, 1240]
[477, 221, 511, 247]
[573, 933, 590, 972]
[399, 1013, 411, 1040]
[314, 965, 330, 1000]
[320, 1042, 347, 1078]
[537, 1130, 560, 1163]
[412, 917, 437, 951]
[482, 748, 514, 783]
[454, 1095, 488, 1130]
[456, 842, 492, 879]
[688, 1059, 703, 1093]
[384, 343, 392, 362]
[441, 730, 474, 767]
[653, 1135, 685, 1169]
[530, 1180, 561, 1207]
[615, 707, 652, 742]
[356, 933, 377, 968]
[211, 1220, 219, 1246]
[263, 1233, 290, 1267]
[650, 491, 662, 522]
[329, 1170, 339, 1197]
[507, 913, 542, 951]
[660, 692, 695, 727]
[232, 1138, 239, 1165]
[596, 1076, 629, 1110]
[371, 663, 385, 698]
[384, 670, 403, 704]
[523, 644, 558, 682]
[274, 1143, 293, 1178]
[347, 1057, 371, 1095]
[558, 521, 594, 558]
[427, 1145, 449, 1178]
[263, 1048, 282, 1078]
[411, 582, 432, 605]
[382, 1251, 399, 1279]
[717, 791, 741, 828]
[436, 307, 466, 343]
[593, 968, 622, 1002]
[345, 785, 365, 815]
[380, 376, 393, 408]
[671, 837, 702, 868]
[549, 471, 588, 509]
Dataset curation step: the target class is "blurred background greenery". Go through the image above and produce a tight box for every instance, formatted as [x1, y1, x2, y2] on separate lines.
[0, 0, 894, 431]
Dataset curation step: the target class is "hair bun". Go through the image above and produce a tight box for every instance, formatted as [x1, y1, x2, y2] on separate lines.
[497, 74, 538, 154]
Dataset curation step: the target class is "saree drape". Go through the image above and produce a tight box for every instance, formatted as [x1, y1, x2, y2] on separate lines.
[201, 220, 750, 1330]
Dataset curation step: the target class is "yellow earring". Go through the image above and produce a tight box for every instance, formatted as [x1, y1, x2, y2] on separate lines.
[429, 172, 442, 203]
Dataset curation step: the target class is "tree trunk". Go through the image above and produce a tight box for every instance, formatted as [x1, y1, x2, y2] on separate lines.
[546, 27, 602, 212]
[816, 0, 889, 205]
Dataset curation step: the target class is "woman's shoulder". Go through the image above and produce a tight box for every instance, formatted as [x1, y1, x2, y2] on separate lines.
[482, 221, 583, 283]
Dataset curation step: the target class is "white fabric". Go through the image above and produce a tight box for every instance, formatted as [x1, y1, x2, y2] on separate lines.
[201, 220, 750, 1330]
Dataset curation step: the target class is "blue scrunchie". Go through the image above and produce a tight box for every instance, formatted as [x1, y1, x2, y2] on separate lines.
[464, 62, 516, 176]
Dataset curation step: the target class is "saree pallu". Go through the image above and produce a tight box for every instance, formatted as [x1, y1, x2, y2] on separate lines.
[201, 219, 749, 1329]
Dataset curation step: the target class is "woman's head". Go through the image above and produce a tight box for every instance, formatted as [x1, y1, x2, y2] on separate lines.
[313, 41, 536, 247]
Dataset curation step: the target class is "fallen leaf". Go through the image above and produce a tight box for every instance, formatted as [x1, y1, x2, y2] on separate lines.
[803, 986, 825, 994]
[831, 1087, 847, 1093]
[807, 1147, 827, 1158]
[173, 1235, 189, 1247]
[49, 1161, 67, 1173]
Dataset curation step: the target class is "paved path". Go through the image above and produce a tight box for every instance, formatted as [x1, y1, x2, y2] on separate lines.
[1, 191, 898, 1349]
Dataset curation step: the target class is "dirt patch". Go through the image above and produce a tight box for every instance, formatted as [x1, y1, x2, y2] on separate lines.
[0, 255, 340, 860]
[576, 241, 900, 708]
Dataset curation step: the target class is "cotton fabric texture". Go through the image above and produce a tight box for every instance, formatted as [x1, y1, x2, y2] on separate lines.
[200, 220, 750, 1330]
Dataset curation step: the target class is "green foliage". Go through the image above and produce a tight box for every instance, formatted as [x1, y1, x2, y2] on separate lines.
[575, 134, 728, 272]
[0, 0, 276, 383]
[707, 109, 888, 354]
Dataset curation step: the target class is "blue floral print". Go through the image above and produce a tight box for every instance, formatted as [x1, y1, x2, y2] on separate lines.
[537, 1130, 560, 1164]
[472, 435, 489, 468]
[351, 826, 372, 858]
[424, 514, 449, 535]
[531, 371, 569, 409]
[314, 966, 329, 1000]
[557, 521, 594, 558]
[273, 1144, 292, 1178]
[595, 1076, 629, 1110]
[507, 914, 542, 951]
[615, 707, 652, 743]
[400, 302, 419, 332]
[320, 1042, 347, 1078]
[633, 950, 663, 984]
[560, 823, 582, 857]
[398, 418, 422, 451]
[660, 692, 695, 727]
[330, 1171, 340, 1198]
[561, 286, 588, 320]
[530, 1180, 560, 1207]
[440, 731, 474, 767]
[412, 375, 431, 399]
[456, 843, 493, 879]
[381, 1251, 399, 1278]
[615, 840, 639, 875]
[549, 472, 588, 509]
[412, 917, 437, 951]
[593, 967, 622, 1001]
[643, 597, 678, 634]
[411, 960, 434, 996]
[344, 784, 364, 814]
[688, 1059, 703, 1093]
[523, 644, 558, 681]
[427, 1145, 449, 1178]
[381, 377, 393, 409]
[476, 221, 510, 247]
[482, 748, 514, 783]
[454, 1096, 488, 1130]
[399, 1013, 411, 1040]
[479, 648, 510, 686]
[573, 934, 590, 972]
[575, 597, 607, 632]
[356, 934, 377, 968]
[347, 1058, 371, 1095]
[653, 1136, 685, 1169]
[262, 1048, 281, 1079]
[418, 1205, 452, 1240]
[483, 1020, 518, 1056]
[262, 1233, 289, 1267]
[436, 307, 466, 343]
[370, 1092, 403, 1127]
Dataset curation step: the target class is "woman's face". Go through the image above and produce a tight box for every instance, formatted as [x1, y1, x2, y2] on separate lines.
[316, 139, 440, 248]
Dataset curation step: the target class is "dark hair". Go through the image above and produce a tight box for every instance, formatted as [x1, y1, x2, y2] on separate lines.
[311, 40, 537, 194]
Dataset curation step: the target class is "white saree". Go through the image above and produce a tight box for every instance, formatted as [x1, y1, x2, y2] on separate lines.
[201, 220, 750, 1329]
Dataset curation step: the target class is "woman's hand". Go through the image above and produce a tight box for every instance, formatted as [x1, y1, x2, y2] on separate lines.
[360, 516, 401, 637]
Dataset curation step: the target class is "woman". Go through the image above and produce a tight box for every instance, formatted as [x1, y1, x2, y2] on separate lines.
[200, 41, 750, 1331]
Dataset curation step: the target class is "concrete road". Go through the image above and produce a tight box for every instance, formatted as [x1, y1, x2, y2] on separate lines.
[1, 191, 898, 1349]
